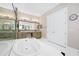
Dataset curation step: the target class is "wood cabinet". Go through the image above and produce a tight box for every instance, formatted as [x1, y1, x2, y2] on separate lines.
[17, 31, 42, 39]
[17, 32, 32, 39]
[32, 31, 42, 39]
[0, 32, 16, 39]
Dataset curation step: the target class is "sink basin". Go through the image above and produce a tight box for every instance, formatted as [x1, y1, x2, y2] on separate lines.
[12, 38, 40, 56]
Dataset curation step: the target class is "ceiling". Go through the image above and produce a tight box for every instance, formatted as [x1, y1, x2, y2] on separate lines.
[0, 3, 59, 16]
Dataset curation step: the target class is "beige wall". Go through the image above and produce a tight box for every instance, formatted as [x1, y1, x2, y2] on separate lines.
[39, 16, 47, 38]
[68, 4, 79, 50]
[0, 6, 40, 23]
[0, 7, 15, 19]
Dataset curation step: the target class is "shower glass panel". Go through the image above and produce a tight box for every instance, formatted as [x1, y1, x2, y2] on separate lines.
[0, 19, 16, 40]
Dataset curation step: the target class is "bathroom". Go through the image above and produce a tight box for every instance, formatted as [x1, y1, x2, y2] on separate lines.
[0, 3, 79, 56]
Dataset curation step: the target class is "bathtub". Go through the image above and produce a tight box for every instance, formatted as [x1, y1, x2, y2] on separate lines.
[10, 38, 62, 56]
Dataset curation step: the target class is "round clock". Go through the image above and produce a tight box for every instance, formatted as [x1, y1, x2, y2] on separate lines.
[69, 14, 78, 21]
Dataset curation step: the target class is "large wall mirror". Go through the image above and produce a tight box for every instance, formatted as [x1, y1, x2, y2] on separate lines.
[19, 20, 38, 31]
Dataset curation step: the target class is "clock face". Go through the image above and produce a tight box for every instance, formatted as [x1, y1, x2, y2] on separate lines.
[69, 14, 78, 21]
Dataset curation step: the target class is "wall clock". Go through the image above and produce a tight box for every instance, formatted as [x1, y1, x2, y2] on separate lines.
[69, 14, 78, 21]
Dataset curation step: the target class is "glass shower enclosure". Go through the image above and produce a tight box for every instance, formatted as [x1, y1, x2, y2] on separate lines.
[0, 19, 16, 40]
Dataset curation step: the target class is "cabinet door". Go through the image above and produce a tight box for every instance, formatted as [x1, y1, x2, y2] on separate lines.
[47, 11, 55, 40]
[47, 8, 67, 47]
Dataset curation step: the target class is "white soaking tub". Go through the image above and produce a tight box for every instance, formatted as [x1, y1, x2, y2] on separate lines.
[11, 38, 40, 56]
[10, 38, 62, 56]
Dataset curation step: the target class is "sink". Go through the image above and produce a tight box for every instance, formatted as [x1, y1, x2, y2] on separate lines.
[12, 38, 40, 56]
